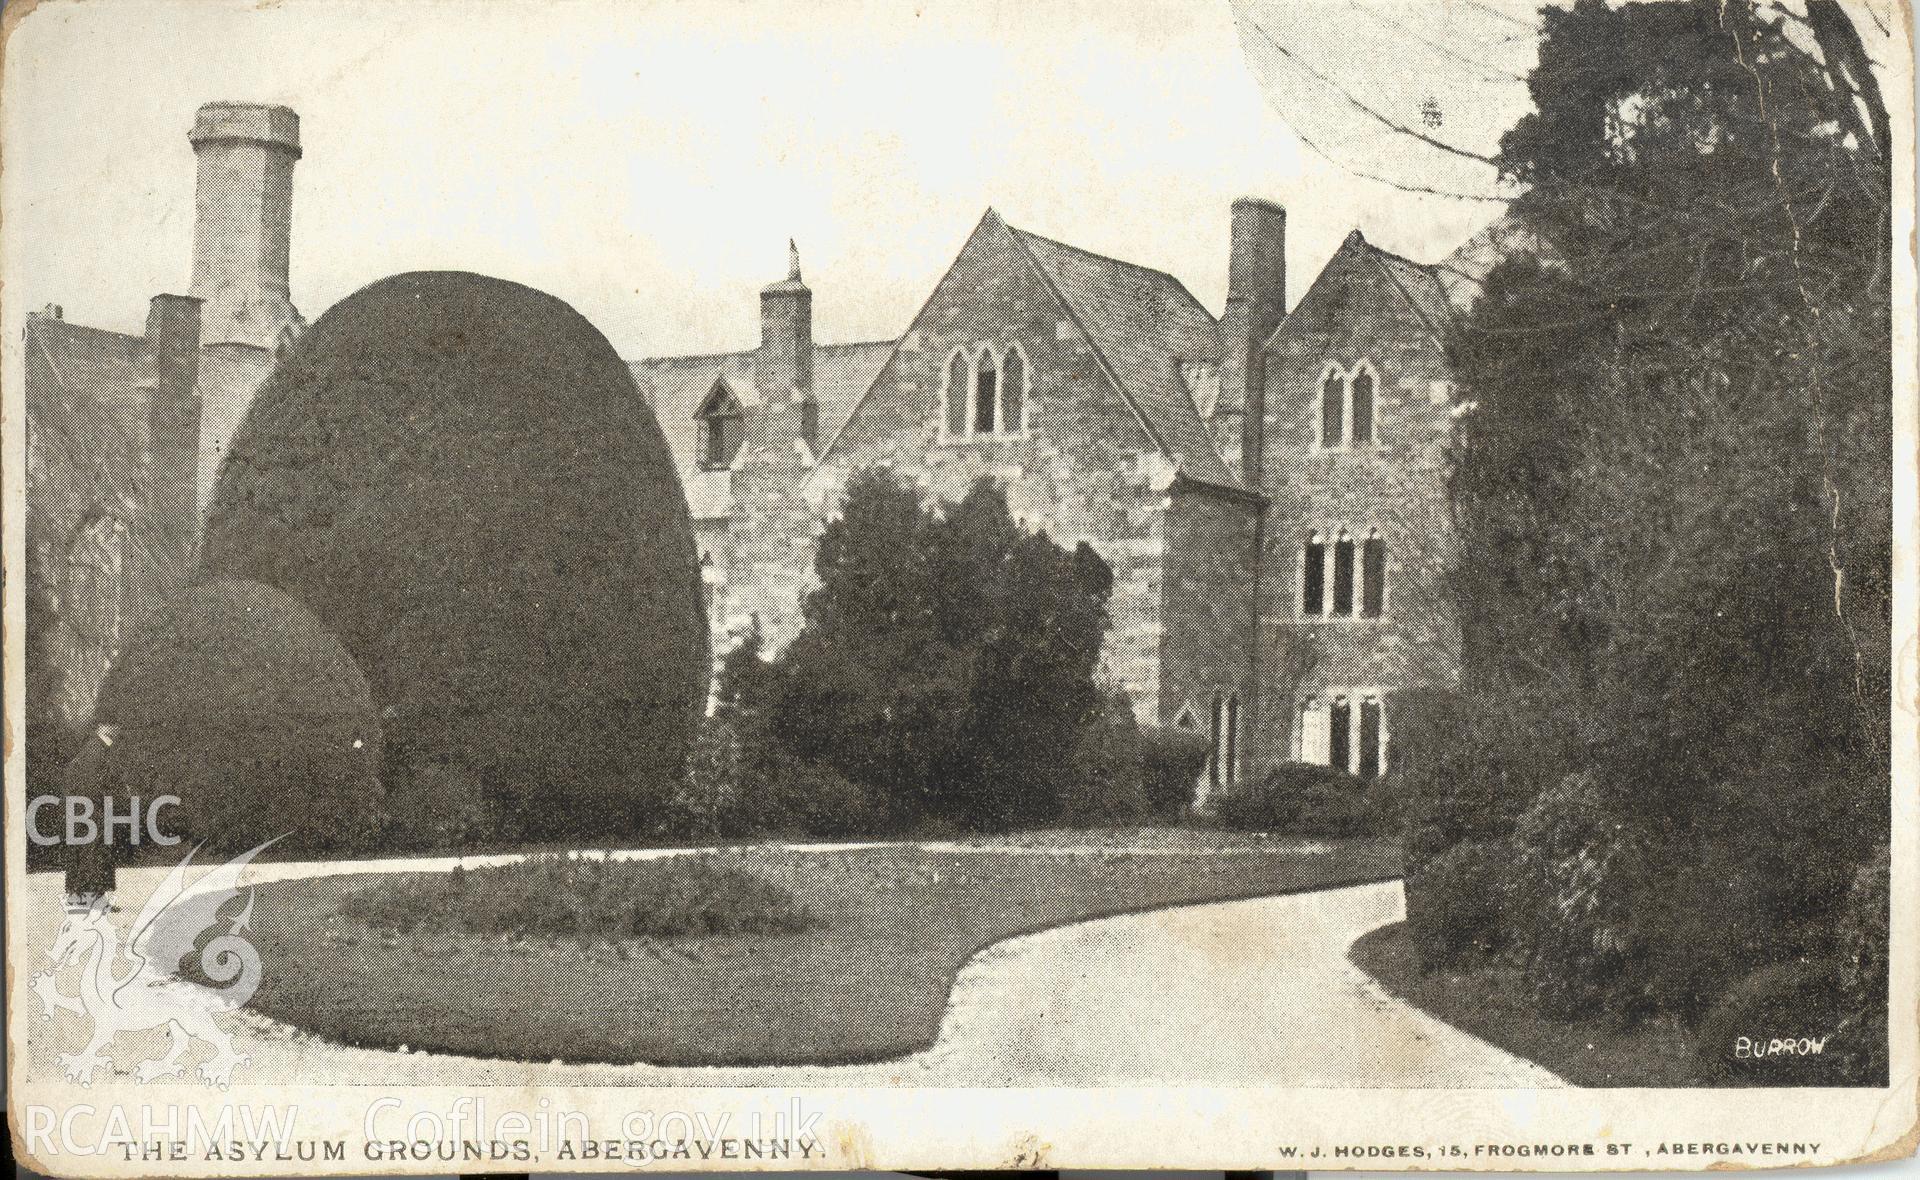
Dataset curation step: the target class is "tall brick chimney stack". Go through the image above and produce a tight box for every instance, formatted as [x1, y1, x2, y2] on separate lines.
[188, 102, 303, 513]
[753, 241, 815, 452]
[1217, 197, 1287, 484]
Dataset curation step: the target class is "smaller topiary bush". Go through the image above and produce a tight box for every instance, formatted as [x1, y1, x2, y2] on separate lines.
[92, 578, 383, 856]
[1213, 762, 1371, 836]
[1138, 725, 1211, 817]
[1404, 838, 1512, 966]
[1694, 959, 1847, 1085]
[340, 853, 811, 942]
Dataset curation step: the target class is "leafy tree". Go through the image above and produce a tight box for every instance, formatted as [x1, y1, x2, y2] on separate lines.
[766, 470, 1112, 831]
[199, 272, 708, 843]
[1423, 0, 1889, 1043]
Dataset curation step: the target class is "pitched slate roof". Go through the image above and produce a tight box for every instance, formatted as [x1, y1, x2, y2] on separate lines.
[24, 314, 152, 492]
[26, 314, 149, 414]
[1270, 229, 1458, 354]
[1006, 226, 1239, 489]
[629, 340, 894, 520]
[1368, 243, 1456, 343]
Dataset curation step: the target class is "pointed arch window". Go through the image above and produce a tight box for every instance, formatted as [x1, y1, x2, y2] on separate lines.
[1321, 367, 1345, 449]
[1302, 530, 1326, 617]
[974, 349, 999, 434]
[1331, 529, 1356, 617]
[1362, 528, 1386, 618]
[1350, 363, 1376, 444]
[696, 381, 745, 470]
[1316, 360, 1383, 449]
[1001, 346, 1026, 434]
[944, 343, 1030, 440]
[944, 351, 970, 436]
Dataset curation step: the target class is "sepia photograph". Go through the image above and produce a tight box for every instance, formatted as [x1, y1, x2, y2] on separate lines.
[2, 0, 1912, 1172]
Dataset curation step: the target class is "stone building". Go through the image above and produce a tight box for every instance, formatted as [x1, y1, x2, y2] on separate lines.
[25, 102, 301, 729]
[29, 98, 1487, 804]
[635, 200, 1484, 800]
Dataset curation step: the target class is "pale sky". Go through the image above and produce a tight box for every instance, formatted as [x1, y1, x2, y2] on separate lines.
[4, 0, 1555, 360]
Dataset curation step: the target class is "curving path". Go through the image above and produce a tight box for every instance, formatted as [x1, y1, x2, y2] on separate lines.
[18, 857, 1560, 1088]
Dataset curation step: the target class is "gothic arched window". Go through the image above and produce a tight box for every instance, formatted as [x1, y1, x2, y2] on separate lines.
[696, 381, 744, 470]
[1362, 528, 1386, 618]
[1321, 366, 1346, 448]
[1302, 530, 1326, 617]
[1350, 362, 1376, 444]
[944, 350, 969, 436]
[1001, 345, 1027, 435]
[1332, 529, 1356, 617]
[974, 348, 1000, 435]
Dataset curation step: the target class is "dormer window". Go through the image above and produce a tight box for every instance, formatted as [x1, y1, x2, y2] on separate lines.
[696, 380, 745, 470]
[941, 344, 1030, 441]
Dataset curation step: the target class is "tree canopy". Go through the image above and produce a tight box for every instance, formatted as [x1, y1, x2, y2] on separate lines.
[1402, 0, 1890, 1072]
[761, 470, 1114, 831]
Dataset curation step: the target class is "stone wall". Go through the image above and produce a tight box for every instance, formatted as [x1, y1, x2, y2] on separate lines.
[24, 303, 209, 731]
[1247, 241, 1459, 775]
[785, 212, 1180, 722]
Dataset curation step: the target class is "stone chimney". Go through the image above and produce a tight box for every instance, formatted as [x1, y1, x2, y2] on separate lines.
[189, 102, 303, 514]
[754, 241, 815, 452]
[189, 102, 302, 350]
[143, 294, 204, 568]
[1217, 198, 1287, 484]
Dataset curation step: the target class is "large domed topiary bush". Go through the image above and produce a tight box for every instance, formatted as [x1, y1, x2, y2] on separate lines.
[198, 271, 708, 842]
[92, 577, 383, 854]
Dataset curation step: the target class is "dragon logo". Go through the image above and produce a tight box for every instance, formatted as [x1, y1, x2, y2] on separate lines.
[32, 838, 280, 1088]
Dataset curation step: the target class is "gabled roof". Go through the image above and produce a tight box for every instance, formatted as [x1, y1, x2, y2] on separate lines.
[1268, 229, 1457, 353]
[1005, 225, 1238, 490]
[629, 339, 894, 521]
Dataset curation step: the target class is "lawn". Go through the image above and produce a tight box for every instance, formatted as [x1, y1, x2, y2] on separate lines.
[1348, 921, 1700, 1087]
[245, 836, 1399, 1066]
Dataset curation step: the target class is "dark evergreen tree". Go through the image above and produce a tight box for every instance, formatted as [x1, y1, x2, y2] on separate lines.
[199, 272, 708, 842]
[767, 470, 1111, 831]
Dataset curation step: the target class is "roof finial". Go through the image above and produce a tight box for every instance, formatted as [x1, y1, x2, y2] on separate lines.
[787, 239, 802, 282]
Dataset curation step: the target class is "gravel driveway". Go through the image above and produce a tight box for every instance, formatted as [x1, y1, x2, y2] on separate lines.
[16, 856, 1559, 1088]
